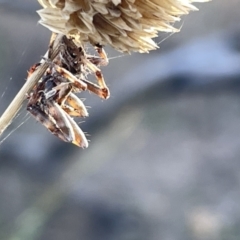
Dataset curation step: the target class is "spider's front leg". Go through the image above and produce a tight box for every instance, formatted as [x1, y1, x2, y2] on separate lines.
[82, 58, 110, 99]
[52, 64, 88, 91]
[81, 44, 110, 99]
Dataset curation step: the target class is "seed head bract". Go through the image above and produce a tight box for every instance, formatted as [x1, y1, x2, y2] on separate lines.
[38, 0, 210, 53]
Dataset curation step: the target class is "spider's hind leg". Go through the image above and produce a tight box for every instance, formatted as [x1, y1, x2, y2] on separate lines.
[46, 82, 89, 118]
[63, 93, 89, 117]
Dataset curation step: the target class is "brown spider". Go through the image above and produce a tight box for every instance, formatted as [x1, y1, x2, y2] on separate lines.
[27, 33, 110, 147]
[48, 33, 110, 99]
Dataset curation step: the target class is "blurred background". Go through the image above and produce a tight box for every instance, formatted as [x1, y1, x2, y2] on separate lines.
[0, 1, 240, 240]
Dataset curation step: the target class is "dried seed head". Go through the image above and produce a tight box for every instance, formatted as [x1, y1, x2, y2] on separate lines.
[37, 0, 210, 53]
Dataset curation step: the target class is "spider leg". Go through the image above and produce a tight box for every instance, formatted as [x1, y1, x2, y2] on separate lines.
[51, 64, 88, 91]
[87, 45, 109, 67]
[27, 33, 58, 80]
[94, 44, 109, 66]
[82, 58, 110, 99]
[46, 82, 89, 117]
[63, 93, 88, 117]
[81, 78, 108, 99]
[27, 63, 41, 79]
[67, 93, 88, 115]
[64, 111, 89, 148]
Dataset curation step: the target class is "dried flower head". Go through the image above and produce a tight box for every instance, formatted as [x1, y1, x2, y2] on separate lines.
[37, 0, 210, 53]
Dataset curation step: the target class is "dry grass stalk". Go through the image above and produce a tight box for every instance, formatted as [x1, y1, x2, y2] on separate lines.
[0, 34, 64, 136]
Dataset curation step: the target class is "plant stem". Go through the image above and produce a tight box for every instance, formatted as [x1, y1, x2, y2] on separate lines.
[0, 34, 63, 136]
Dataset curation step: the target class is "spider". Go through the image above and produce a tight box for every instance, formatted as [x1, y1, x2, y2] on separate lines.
[26, 33, 110, 147]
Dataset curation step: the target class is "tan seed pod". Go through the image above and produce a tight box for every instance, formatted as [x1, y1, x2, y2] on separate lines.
[37, 0, 210, 53]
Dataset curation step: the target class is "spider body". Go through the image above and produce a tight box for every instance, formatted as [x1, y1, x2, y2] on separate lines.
[27, 34, 110, 147]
